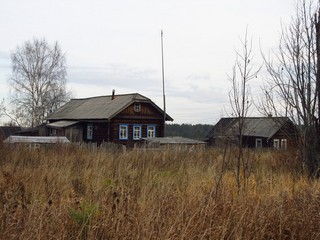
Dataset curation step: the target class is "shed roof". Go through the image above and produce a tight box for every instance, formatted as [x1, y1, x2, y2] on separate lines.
[47, 93, 173, 121]
[47, 120, 79, 128]
[143, 137, 206, 145]
[3, 136, 70, 144]
[208, 117, 291, 140]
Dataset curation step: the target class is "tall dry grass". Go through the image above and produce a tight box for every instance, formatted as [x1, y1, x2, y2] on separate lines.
[0, 143, 320, 239]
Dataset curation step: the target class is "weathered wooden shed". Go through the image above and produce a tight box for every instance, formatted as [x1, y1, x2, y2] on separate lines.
[206, 117, 298, 149]
[3, 136, 70, 149]
[0, 126, 21, 140]
[142, 136, 206, 150]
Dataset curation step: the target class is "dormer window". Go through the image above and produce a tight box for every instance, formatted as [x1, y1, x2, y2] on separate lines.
[134, 103, 141, 112]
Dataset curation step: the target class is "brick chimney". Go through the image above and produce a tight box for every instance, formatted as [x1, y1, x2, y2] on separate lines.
[111, 89, 115, 100]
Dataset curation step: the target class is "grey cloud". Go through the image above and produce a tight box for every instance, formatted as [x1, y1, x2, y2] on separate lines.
[67, 64, 161, 91]
[0, 51, 11, 69]
[186, 73, 211, 81]
[0, 51, 10, 59]
[167, 83, 229, 106]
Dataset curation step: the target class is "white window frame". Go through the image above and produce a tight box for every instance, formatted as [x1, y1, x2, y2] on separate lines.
[87, 124, 93, 140]
[273, 139, 280, 149]
[255, 138, 262, 148]
[281, 139, 287, 150]
[134, 103, 141, 112]
[119, 124, 128, 140]
[133, 125, 142, 140]
[147, 125, 156, 138]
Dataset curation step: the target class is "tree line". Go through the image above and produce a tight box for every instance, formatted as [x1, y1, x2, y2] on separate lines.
[165, 123, 213, 140]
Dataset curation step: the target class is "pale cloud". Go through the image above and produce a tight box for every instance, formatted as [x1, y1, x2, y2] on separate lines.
[68, 64, 159, 90]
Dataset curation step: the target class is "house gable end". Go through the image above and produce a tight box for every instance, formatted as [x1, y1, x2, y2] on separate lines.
[114, 102, 164, 120]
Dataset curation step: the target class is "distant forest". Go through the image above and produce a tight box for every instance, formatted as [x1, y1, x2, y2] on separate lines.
[165, 123, 213, 140]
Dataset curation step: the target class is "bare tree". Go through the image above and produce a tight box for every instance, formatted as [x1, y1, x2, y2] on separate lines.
[5, 38, 69, 127]
[261, 0, 320, 176]
[228, 28, 261, 191]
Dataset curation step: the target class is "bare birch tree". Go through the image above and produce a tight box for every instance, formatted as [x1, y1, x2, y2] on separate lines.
[5, 38, 69, 127]
[261, 0, 320, 176]
[228, 28, 261, 191]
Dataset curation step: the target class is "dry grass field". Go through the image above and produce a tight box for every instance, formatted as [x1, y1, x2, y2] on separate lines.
[0, 142, 320, 239]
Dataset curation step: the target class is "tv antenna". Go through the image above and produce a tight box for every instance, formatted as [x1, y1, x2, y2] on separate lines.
[161, 30, 166, 136]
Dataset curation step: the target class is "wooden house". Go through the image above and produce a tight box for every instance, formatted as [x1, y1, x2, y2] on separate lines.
[206, 117, 298, 149]
[46, 92, 173, 145]
[0, 126, 21, 140]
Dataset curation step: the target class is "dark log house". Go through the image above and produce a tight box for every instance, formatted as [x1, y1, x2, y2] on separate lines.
[46, 92, 173, 146]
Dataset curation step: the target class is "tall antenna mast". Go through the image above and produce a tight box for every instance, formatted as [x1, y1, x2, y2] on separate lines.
[161, 30, 166, 136]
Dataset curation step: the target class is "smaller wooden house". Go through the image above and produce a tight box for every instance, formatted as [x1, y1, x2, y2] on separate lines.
[46, 92, 173, 146]
[0, 125, 47, 140]
[0, 126, 21, 140]
[206, 117, 298, 149]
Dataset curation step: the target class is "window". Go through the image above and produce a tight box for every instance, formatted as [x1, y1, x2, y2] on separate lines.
[119, 124, 128, 140]
[134, 103, 141, 112]
[133, 125, 142, 140]
[281, 139, 287, 150]
[255, 138, 262, 148]
[273, 139, 280, 149]
[49, 128, 56, 136]
[147, 125, 156, 138]
[87, 124, 93, 140]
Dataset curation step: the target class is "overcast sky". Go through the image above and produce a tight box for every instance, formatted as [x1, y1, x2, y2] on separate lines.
[0, 0, 295, 124]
